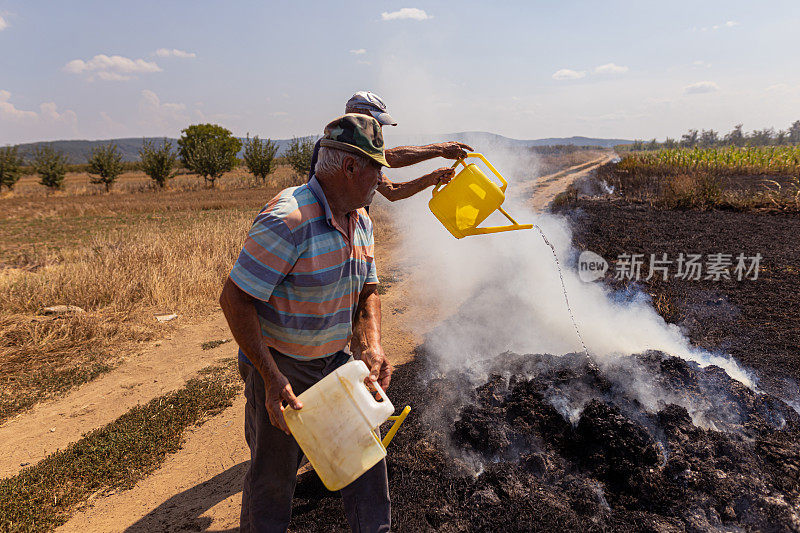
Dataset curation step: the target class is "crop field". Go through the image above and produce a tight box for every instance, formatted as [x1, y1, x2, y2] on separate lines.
[617, 146, 800, 177]
[580, 147, 800, 211]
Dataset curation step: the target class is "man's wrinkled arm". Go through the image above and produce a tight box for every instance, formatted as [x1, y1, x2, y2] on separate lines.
[378, 168, 455, 202]
[385, 141, 473, 168]
[351, 283, 392, 390]
[219, 277, 274, 378]
[385, 145, 442, 168]
[219, 277, 301, 434]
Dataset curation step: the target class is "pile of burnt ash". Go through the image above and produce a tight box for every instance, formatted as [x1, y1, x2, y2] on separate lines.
[290, 351, 800, 532]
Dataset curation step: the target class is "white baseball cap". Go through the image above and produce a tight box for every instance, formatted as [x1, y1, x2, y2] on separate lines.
[345, 91, 397, 126]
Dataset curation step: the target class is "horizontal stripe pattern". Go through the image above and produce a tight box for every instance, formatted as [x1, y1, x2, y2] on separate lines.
[230, 177, 378, 360]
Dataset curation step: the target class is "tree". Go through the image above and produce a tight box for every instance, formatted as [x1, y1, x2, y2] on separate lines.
[32, 145, 68, 190]
[788, 120, 800, 144]
[177, 124, 241, 187]
[680, 129, 699, 147]
[88, 143, 124, 192]
[776, 130, 788, 145]
[139, 138, 179, 188]
[724, 124, 745, 146]
[748, 128, 775, 146]
[242, 134, 278, 184]
[0, 145, 23, 191]
[664, 137, 677, 149]
[646, 138, 659, 151]
[284, 136, 315, 177]
[699, 129, 719, 147]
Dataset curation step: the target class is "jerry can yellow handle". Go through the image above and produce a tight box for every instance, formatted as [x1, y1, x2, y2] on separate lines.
[432, 153, 508, 195]
[378, 405, 411, 448]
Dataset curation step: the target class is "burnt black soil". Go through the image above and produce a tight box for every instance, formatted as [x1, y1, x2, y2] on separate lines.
[290, 351, 800, 532]
[563, 198, 800, 396]
[288, 199, 800, 532]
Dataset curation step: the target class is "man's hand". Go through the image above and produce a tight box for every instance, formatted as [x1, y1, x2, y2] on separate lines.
[360, 347, 393, 392]
[264, 369, 303, 435]
[439, 141, 474, 160]
[426, 167, 456, 188]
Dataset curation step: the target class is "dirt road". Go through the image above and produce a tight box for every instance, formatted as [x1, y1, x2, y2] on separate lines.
[527, 154, 614, 211]
[38, 159, 595, 532]
[0, 315, 234, 479]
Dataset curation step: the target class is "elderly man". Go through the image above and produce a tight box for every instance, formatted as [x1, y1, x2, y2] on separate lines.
[220, 114, 394, 532]
[309, 91, 474, 202]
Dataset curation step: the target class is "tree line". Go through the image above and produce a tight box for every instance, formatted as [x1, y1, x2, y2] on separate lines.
[628, 120, 800, 151]
[0, 124, 316, 192]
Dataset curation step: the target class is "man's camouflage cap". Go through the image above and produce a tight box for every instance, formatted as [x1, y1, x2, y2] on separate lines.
[320, 113, 390, 168]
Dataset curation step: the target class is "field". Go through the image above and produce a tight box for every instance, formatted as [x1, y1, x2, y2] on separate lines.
[2, 147, 800, 532]
[603, 147, 800, 210]
[618, 146, 800, 177]
[0, 166, 309, 423]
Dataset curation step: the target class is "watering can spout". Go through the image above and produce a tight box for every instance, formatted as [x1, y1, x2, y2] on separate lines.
[428, 153, 533, 239]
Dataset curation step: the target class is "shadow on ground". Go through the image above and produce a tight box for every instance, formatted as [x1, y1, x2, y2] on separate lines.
[124, 461, 248, 533]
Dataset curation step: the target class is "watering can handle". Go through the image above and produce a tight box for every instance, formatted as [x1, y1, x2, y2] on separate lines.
[432, 153, 508, 195]
[380, 405, 411, 448]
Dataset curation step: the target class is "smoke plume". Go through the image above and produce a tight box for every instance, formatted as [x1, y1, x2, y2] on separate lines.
[377, 139, 756, 401]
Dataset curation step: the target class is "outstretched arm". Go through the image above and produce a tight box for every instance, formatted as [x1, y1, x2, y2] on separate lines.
[378, 167, 455, 202]
[385, 141, 474, 168]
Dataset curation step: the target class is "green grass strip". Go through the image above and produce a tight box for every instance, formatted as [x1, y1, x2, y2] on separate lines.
[1, 360, 114, 424]
[0, 359, 240, 533]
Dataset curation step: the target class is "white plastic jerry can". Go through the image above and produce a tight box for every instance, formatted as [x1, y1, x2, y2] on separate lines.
[283, 360, 410, 491]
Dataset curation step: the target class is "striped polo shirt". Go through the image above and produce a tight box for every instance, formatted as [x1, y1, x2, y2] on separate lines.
[230, 176, 378, 361]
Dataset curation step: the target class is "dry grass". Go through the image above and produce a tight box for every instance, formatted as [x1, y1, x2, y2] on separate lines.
[0, 209, 256, 421]
[594, 163, 800, 211]
[0, 166, 300, 421]
[0, 166, 395, 422]
[7, 164, 302, 198]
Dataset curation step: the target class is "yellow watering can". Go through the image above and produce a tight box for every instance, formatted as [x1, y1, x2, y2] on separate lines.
[429, 153, 533, 239]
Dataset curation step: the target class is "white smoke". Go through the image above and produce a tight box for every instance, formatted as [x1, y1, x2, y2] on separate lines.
[377, 141, 756, 391]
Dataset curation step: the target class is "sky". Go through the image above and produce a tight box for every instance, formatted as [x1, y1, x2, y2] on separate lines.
[1, 0, 799, 145]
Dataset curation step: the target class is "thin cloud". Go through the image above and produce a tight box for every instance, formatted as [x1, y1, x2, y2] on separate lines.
[0, 15, 7, 31]
[63, 54, 162, 81]
[39, 102, 77, 124]
[692, 60, 712, 69]
[138, 89, 188, 129]
[349, 49, 367, 55]
[0, 90, 77, 133]
[552, 69, 586, 80]
[684, 81, 719, 95]
[577, 111, 646, 122]
[594, 63, 629, 74]
[381, 8, 431, 21]
[766, 83, 790, 92]
[154, 48, 197, 59]
[0, 90, 38, 121]
[691, 21, 739, 32]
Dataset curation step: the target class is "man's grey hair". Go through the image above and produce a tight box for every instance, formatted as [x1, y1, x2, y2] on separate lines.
[315, 146, 370, 178]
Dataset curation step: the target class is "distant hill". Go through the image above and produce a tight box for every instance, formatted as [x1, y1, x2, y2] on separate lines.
[13, 133, 632, 163]
[385, 132, 632, 150]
